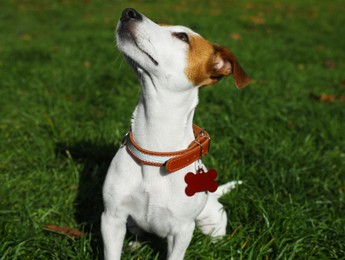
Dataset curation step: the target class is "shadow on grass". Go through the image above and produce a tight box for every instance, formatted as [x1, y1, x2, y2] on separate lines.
[55, 141, 167, 259]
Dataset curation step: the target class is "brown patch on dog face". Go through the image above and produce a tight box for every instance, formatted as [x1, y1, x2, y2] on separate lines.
[185, 35, 215, 86]
[185, 35, 250, 88]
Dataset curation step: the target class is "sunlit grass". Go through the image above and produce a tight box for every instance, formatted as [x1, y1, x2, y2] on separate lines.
[1, 0, 344, 259]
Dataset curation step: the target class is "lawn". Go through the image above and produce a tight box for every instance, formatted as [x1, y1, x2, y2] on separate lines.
[1, 0, 345, 259]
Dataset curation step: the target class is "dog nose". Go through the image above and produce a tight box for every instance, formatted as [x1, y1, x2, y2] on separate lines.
[121, 8, 142, 22]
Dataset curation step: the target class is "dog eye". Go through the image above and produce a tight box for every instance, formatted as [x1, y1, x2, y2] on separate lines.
[173, 32, 189, 43]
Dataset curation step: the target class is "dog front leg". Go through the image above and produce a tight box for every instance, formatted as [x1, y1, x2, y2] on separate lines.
[166, 222, 195, 260]
[101, 211, 127, 260]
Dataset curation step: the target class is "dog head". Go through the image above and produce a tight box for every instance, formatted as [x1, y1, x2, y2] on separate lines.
[116, 8, 250, 89]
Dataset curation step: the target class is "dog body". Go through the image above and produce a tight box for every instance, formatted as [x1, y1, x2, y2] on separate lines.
[102, 8, 250, 260]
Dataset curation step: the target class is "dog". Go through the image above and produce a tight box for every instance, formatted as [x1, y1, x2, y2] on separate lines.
[101, 8, 250, 260]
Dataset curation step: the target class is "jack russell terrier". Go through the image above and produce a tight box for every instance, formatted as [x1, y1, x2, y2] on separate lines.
[101, 8, 250, 260]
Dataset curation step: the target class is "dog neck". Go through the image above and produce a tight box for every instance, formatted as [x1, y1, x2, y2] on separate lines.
[131, 72, 199, 152]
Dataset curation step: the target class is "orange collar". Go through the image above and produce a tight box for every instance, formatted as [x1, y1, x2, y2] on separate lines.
[124, 125, 210, 172]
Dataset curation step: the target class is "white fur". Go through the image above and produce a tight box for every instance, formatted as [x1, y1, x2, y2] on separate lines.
[102, 9, 240, 260]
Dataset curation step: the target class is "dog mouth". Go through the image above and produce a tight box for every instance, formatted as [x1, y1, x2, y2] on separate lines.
[118, 24, 159, 66]
[130, 33, 159, 66]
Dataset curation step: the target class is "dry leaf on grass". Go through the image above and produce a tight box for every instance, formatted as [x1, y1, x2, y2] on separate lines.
[231, 33, 242, 40]
[324, 60, 337, 68]
[309, 93, 345, 103]
[320, 93, 335, 103]
[45, 225, 84, 238]
[250, 15, 265, 25]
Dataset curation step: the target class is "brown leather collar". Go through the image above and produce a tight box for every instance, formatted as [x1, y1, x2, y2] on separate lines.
[125, 124, 210, 172]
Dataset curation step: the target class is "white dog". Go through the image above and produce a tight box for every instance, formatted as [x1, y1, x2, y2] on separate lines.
[101, 8, 250, 260]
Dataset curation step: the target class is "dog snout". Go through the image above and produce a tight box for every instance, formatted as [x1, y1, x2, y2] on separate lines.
[121, 8, 142, 22]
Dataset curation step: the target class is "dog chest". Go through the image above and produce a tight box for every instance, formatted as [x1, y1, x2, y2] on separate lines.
[125, 180, 207, 237]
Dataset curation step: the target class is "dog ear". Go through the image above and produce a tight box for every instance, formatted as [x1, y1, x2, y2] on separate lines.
[209, 45, 250, 89]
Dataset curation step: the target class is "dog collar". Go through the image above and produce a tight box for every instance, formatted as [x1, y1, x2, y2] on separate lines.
[124, 125, 210, 173]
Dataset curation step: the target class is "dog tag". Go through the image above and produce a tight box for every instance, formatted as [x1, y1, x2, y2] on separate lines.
[185, 168, 218, 196]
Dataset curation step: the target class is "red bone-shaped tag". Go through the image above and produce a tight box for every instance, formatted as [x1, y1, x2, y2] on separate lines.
[185, 168, 218, 196]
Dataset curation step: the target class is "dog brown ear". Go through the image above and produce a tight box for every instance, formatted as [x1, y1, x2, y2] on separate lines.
[210, 45, 250, 89]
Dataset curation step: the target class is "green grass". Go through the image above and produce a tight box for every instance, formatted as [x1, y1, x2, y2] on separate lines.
[1, 0, 345, 259]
